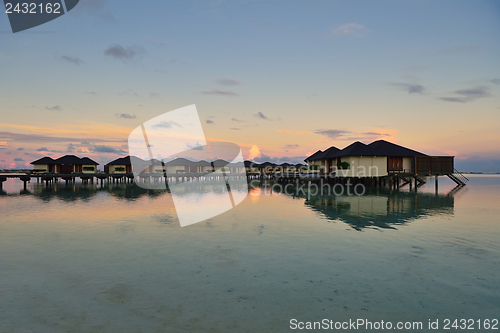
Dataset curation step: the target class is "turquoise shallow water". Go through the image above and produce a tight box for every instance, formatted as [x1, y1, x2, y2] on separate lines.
[0, 175, 499, 332]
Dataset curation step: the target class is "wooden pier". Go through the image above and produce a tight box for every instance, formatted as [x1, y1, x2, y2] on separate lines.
[0, 168, 468, 192]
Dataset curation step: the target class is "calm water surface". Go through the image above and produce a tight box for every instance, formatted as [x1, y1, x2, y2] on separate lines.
[0, 175, 499, 332]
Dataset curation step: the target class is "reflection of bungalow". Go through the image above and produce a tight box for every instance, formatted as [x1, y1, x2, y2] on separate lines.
[305, 140, 454, 178]
[30, 155, 99, 174]
[303, 189, 455, 231]
[104, 156, 135, 174]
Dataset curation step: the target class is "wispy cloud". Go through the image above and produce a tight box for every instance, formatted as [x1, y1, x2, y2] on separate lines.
[213, 77, 241, 86]
[36, 147, 63, 153]
[491, 79, 500, 85]
[60, 55, 83, 65]
[86, 91, 97, 95]
[104, 44, 145, 61]
[254, 112, 268, 120]
[314, 129, 351, 139]
[389, 82, 426, 94]
[150, 92, 161, 99]
[274, 129, 317, 135]
[119, 90, 140, 97]
[152, 121, 182, 129]
[13, 158, 24, 162]
[90, 145, 126, 154]
[115, 113, 136, 119]
[230, 127, 242, 130]
[206, 120, 214, 124]
[440, 97, 465, 103]
[45, 105, 62, 111]
[231, 118, 245, 122]
[440, 86, 492, 103]
[331, 23, 371, 37]
[200, 89, 239, 97]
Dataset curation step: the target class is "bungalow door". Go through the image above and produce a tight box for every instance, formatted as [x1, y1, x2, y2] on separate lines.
[388, 157, 403, 172]
[60, 164, 72, 174]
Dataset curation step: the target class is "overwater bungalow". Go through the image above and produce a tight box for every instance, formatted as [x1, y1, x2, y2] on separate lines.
[104, 156, 138, 174]
[305, 140, 465, 185]
[31, 155, 99, 174]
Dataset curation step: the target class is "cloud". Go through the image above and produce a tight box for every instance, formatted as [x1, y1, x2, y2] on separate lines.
[314, 129, 351, 139]
[213, 77, 241, 86]
[119, 90, 140, 97]
[492, 79, 500, 85]
[389, 82, 426, 94]
[115, 113, 137, 119]
[0, 160, 5, 162]
[17, 147, 24, 150]
[231, 118, 245, 122]
[331, 23, 370, 37]
[440, 86, 491, 103]
[284, 144, 300, 149]
[206, 120, 214, 124]
[439, 97, 465, 103]
[362, 132, 390, 136]
[152, 121, 182, 129]
[60, 55, 83, 65]
[248, 145, 261, 160]
[150, 92, 161, 99]
[24, 152, 30, 155]
[230, 127, 242, 130]
[13, 158, 24, 162]
[86, 91, 97, 95]
[104, 44, 145, 61]
[254, 112, 269, 120]
[67, 143, 75, 152]
[45, 105, 62, 111]
[90, 145, 126, 154]
[200, 89, 239, 97]
[274, 129, 316, 135]
[0, 131, 121, 143]
[36, 147, 62, 153]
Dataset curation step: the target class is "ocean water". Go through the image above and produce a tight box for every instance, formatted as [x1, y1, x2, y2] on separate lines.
[0, 175, 499, 332]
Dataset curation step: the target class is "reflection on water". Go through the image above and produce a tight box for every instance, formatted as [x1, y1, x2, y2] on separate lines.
[1, 179, 463, 231]
[0, 176, 499, 333]
[303, 189, 456, 230]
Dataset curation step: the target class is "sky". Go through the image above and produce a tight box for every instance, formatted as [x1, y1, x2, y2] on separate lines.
[0, 0, 499, 171]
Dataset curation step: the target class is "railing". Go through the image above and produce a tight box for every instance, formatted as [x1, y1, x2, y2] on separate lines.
[453, 169, 469, 184]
